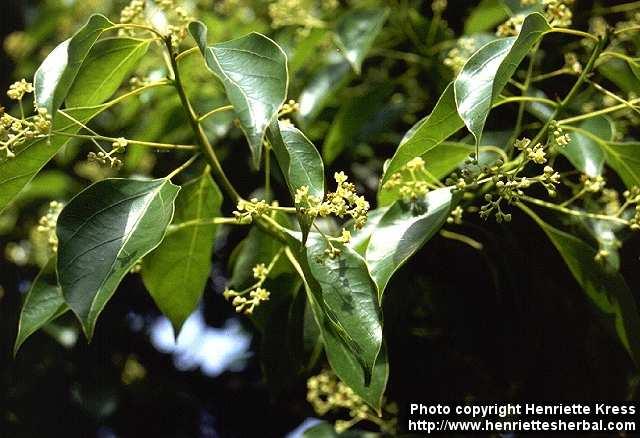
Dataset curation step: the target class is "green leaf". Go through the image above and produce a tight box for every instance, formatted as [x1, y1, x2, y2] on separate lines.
[454, 13, 550, 147]
[378, 142, 473, 206]
[347, 207, 389, 255]
[366, 188, 454, 296]
[598, 58, 640, 96]
[286, 236, 387, 411]
[333, 8, 389, 74]
[381, 83, 464, 186]
[14, 259, 68, 355]
[601, 141, 640, 189]
[267, 119, 324, 241]
[66, 37, 150, 107]
[565, 124, 640, 189]
[520, 203, 640, 367]
[189, 22, 288, 168]
[0, 103, 117, 215]
[57, 178, 180, 339]
[560, 116, 612, 177]
[464, 0, 509, 34]
[323, 85, 392, 164]
[142, 173, 222, 334]
[298, 55, 352, 123]
[306, 234, 383, 374]
[34, 14, 113, 113]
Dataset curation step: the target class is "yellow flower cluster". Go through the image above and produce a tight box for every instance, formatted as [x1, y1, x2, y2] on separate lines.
[497, 14, 525, 37]
[549, 121, 571, 147]
[36, 201, 64, 253]
[443, 37, 477, 74]
[268, 0, 334, 30]
[278, 99, 300, 117]
[382, 157, 431, 202]
[307, 369, 396, 433]
[119, 0, 192, 45]
[514, 138, 547, 164]
[1, 92, 52, 161]
[432, 0, 447, 14]
[223, 262, 273, 315]
[87, 138, 128, 169]
[543, 0, 573, 28]
[296, 172, 370, 229]
[233, 198, 271, 224]
[7, 79, 33, 101]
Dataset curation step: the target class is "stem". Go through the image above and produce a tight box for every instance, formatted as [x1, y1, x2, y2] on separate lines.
[264, 143, 272, 202]
[111, 23, 165, 39]
[167, 217, 243, 234]
[198, 105, 233, 122]
[439, 229, 483, 250]
[614, 25, 640, 36]
[530, 36, 607, 146]
[512, 41, 540, 145]
[559, 187, 587, 207]
[594, 0, 640, 14]
[166, 153, 200, 179]
[175, 46, 199, 62]
[498, 95, 559, 107]
[531, 68, 572, 83]
[164, 36, 241, 204]
[49, 131, 197, 150]
[586, 79, 640, 116]
[546, 27, 599, 42]
[520, 195, 629, 225]
[558, 98, 640, 125]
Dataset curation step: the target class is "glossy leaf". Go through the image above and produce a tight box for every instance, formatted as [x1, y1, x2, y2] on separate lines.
[298, 55, 352, 123]
[366, 188, 454, 296]
[14, 259, 68, 355]
[267, 119, 324, 240]
[34, 14, 113, 113]
[598, 58, 640, 96]
[601, 142, 640, 189]
[454, 13, 550, 147]
[378, 142, 473, 206]
[560, 116, 611, 177]
[323, 86, 392, 164]
[520, 204, 640, 367]
[142, 173, 222, 334]
[189, 22, 288, 168]
[333, 8, 389, 74]
[286, 235, 387, 411]
[381, 83, 465, 186]
[66, 37, 150, 107]
[0, 103, 117, 215]
[347, 207, 388, 255]
[464, 0, 508, 34]
[57, 178, 180, 339]
[306, 234, 383, 373]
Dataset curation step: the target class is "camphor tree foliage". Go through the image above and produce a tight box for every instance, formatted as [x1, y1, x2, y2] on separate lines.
[3, 0, 640, 434]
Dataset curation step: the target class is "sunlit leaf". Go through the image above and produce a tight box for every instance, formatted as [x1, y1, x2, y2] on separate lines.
[34, 14, 113, 113]
[267, 119, 324, 241]
[381, 83, 464, 186]
[367, 188, 454, 296]
[285, 235, 387, 411]
[142, 173, 222, 335]
[333, 7, 389, 74]
[189, 21, 288, 168]
[454, 12, 550, 148]
[66, 37, 150, 107]
[14, 259, 68, 355]
[57, 178, 179, 339]
[298, 55, 352, 123]
[561, 116, 612, 177]
[0, 103, 117, 215]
